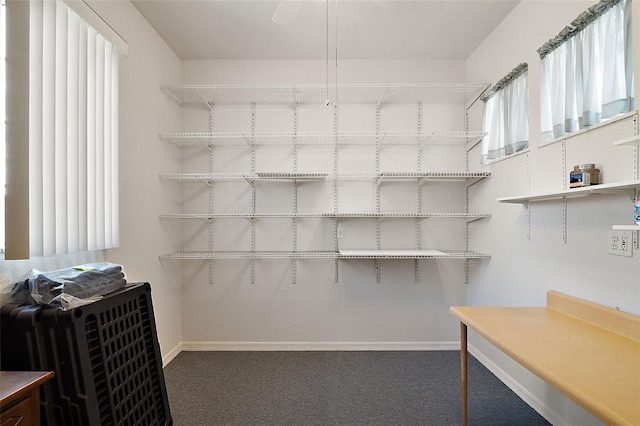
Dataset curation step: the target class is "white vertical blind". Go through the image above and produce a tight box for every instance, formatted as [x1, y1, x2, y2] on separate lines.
[54, 0, 68, 255]
[67, 9, 80, 253]
[29, 0, 45, 256]
[21, 0, 120, 258]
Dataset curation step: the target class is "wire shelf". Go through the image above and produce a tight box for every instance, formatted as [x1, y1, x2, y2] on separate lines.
[338, 249, 490, 259]
[497, 180, 640, 204]
[374, 172, 490, 182]
[160, 251, 339, 260]
[160, 212, 491, 221]
[161, 83, 489, 106]
[160, 250, 490, 260]
[160, 172, 491, 184]
[159, 131, 486, 147]
[160, 213, 333, 220]
[255, 172, 329, 181]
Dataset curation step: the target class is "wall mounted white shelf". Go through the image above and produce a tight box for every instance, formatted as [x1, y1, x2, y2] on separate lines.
[161, 171, 490, 185]
[160, 82, 491, 284]
[497, 116, 639, 242]
[613, 135, 640, 146]
[161, 212, 490, 222]
[161, 83, 489, 106]
[160, 130, 485, 148]
[337, 250, 489, 259]
[159, 250, 490, 260]
[497, 181, 640, 204]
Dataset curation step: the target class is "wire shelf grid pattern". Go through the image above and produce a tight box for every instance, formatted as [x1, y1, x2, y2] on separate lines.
[159, 130, 486, 147]
[162, 83, 489, 106]
[159, 250, 490, 260]
[159, 171, 491, 183]
[160, 212, 490, 220]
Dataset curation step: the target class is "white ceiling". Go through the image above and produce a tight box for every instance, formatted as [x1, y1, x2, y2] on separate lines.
[131, 0, 520, 60]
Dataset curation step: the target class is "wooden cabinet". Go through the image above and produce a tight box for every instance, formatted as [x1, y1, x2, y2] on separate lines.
[0, 371, 54, 426]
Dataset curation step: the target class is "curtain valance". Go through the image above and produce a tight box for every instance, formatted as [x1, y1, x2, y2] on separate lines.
[482, 63, 528, 102]
[538, 0, 623, 59]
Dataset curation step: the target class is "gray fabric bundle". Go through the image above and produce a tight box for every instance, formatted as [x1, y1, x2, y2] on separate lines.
[8, 262, 127, 310]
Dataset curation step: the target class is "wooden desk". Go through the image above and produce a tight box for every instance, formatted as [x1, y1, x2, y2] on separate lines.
[451, 291, 640, 426]
[0, 371, 54, 426]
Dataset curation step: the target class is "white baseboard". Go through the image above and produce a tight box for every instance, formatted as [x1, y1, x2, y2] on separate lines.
[162, 341, 183, 367]
[468, 344, 566, 426]
[179, 341, 459, 352]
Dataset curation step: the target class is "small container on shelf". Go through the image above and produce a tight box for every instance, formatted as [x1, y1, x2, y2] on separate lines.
[569, 164, 600, 188]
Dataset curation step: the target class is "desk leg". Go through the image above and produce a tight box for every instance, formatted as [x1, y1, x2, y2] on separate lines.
[460, 322, 468, 426]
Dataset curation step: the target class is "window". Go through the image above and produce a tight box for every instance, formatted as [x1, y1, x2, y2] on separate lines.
[4, 0, 126, 259]
[1, 0, 6, 252]
[539, 0, 634, 143]
[481, 63, 529, 164]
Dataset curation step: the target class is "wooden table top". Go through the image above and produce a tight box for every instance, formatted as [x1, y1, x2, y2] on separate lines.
[451, 293, 640, 426]
[0, 371, 55, 406]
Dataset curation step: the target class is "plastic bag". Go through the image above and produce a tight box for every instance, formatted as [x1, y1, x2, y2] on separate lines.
[7, 262, 127, 310]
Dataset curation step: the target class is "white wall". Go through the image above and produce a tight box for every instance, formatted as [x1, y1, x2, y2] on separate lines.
[87, 0, 184, 363]
[176, 59, 478, 349]
[466, 1, 640, 425]
[1, 0, 184, 365]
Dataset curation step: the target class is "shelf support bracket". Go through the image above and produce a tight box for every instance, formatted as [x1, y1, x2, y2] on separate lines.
[562, 197, 568, 244]
[562, 141, 568, 244]
[375, 105, 381, 284]
[333, 102, 340, 284]
[251, 103, 257, 284]
[244, 177, 258, 187]
[526, 152, 531, 241]
[291, 103, 299, 285]
[199, 137, 213, 152]
[633, 114, 638, 180]
[195, 88, 213, 111]
[241, 133, 255, 151]
[208, 109, 215, 285]
[526, 201, 531, 241]
[416, 101, 423, 283]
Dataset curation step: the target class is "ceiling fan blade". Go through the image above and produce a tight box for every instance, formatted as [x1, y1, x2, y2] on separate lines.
[271, 1, 304, 25]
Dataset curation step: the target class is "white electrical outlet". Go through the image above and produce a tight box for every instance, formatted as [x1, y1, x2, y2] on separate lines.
[608, 230, 633, 257]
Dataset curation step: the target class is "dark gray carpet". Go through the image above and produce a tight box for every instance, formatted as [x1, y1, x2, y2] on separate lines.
[163, 351, 550, 426]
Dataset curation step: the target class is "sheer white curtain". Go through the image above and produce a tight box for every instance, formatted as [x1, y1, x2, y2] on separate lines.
[482, 69, 529, 164]
[540, 0, 634, 143]
[4, 0, 121, 258]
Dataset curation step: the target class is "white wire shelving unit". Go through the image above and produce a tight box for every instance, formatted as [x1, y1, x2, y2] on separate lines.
[160, 130, 485, 148]
[160, 82, 492, 284]
[161, 83, 489, 106]
[160, 171, 491, 185]
[160, 212, 490, 222]
[497, 181, 640, 204]
[159, 250, 490, 260]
